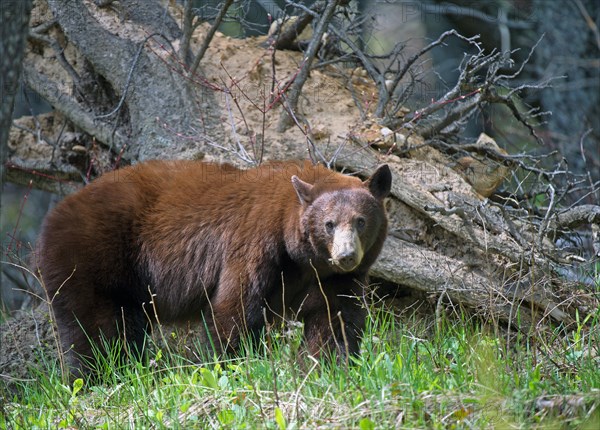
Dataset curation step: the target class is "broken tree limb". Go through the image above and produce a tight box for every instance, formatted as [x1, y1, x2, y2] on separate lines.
[45, 0, 214, 161]
[277, 0, 341, 131]
[550, 205, 600, 230]
[332, 142, 577, 329]
[370, 235, 569, 331]
[22, 64, 129, 152]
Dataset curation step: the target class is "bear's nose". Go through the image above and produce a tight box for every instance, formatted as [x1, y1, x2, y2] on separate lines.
[337, 251, 357, 270]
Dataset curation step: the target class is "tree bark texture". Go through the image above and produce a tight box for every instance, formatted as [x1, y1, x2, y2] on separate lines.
[1, 0, 34, 181]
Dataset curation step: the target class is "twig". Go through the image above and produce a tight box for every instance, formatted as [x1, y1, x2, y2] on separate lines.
[95, 32, 169, 121]
[27, 32, 82, 89]
[10, 118, 67, 167]
[379, 30, 482, 119]
[578, 128, 598, 202]
[536, 184, 556, 250]
[485, 85, 553, 146]
[418, 89, 484, 139]
[498, 35, 544, 81]
[398, 36, 558, 146]
[325, 23, 384, 99]
[222, 89, 255, 164]
[276, 90, 323, 164]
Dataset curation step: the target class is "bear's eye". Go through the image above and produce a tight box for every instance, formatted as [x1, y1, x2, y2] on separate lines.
[356, 217, 366, 230]
[325, 221, 335, 234]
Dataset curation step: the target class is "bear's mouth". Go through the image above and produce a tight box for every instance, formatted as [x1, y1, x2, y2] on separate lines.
[328, 257, 359, 272]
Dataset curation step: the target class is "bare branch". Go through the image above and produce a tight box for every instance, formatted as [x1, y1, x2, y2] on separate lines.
[417, 90, 484, 139]
[395, 37, 560, 146]
[179, 0, 195, 65]
[550, 205, 600, 230]
[537, 184, 556, 250]
[189, 0, 235, 76]
[379, 30, 482, 119]
[271, 4, 322, 51]
[404, 50, 503, 130]
[277, 0, 341, 131]
[94, 32, 173, 124]
[27, 32, 82, 88]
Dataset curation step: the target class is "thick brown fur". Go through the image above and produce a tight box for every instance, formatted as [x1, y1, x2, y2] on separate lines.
[36, 160, 391, 376]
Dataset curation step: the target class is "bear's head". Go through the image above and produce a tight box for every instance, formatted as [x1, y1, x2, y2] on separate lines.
[292, 165, 392, 273]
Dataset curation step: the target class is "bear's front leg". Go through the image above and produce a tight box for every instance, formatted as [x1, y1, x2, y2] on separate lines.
[204, 267, 272, 354]
[299, 275, 367, 360]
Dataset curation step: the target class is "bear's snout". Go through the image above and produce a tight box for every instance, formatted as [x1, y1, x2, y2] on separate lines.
[329, 228, 364, 272]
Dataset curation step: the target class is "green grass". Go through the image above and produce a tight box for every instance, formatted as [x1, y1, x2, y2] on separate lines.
[2, 307, 599, 429]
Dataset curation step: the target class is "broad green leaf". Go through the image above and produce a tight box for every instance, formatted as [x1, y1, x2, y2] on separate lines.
[275, 406, 286, 430]
[359, 418, 375, 430]
[200, 367, 218, 389]
[72, 378, 83, 397]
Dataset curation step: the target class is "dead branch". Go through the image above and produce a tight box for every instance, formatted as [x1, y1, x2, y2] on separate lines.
[22, 64, 128, 151]
[188, 0, 235, 76]
[410, 37, 560, 143]
[381, 30, 482, 119]
[549, 205, 600, 230]
[179, 0, 195, 65]
[277, 0, 342, 132]
[27, 31, 82, 89]
[44, 0, 210, 161]
[271, 3, 322, 51]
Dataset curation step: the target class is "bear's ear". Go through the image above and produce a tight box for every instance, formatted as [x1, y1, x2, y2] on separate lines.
[291, 175, 314, 206]
[364, 164, 392, 200]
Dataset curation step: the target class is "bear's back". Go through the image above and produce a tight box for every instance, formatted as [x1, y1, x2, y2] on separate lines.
[133, 160, 363, 314]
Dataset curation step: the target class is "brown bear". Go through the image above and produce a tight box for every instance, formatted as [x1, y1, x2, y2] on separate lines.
[35, 160, 391, 377]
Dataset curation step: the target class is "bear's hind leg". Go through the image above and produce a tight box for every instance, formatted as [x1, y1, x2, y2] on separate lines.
[52, 296, 117, 380]
[53, 293, 148, 380]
